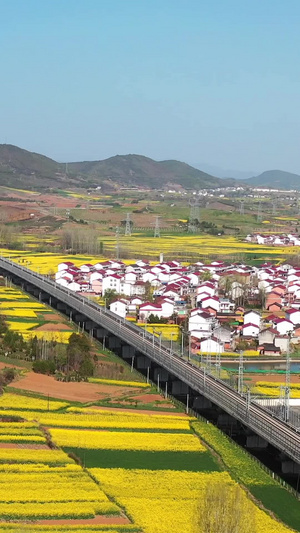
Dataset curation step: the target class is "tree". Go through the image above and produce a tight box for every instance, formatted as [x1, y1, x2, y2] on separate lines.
[103, 289, 118, 308]
[195, 481, 256, 533]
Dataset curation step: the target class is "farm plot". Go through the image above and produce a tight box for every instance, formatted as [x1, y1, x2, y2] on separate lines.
[0, 286, 73, 343]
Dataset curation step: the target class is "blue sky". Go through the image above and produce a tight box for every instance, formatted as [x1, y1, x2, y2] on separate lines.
[1, 0, 300, 175]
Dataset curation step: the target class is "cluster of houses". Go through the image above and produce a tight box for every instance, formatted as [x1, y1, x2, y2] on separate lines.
[246, 233, 300, 246]
[54, 257, 300, 356]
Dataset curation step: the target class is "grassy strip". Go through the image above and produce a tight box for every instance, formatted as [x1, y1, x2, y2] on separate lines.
[0, 355, 32, 369]
[65, 447, 220, 471]
[95, 400, 182, 412]
[49, 427, 192, 434]
[191, 421, 300, 532]
[0, 525, 141, 532]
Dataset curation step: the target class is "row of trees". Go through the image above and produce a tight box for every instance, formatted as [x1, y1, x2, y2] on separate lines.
[32, 333, 95, 380]
[60, 227, 104, 255]
[0, 314, 95, 381]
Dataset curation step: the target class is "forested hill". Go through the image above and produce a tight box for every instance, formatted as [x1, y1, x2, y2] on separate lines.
[244, 170, 300, 190]
[0, 145, 234, 190]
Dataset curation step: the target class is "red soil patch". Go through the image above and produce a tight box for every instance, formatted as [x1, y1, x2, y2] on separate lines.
[134, 393, 175, 406]
[246, 374, 300, 385]
[41, 313, 65, 321]
[34, 323, 72, 331]
[38, 515, 130, 525]
[9, 372, 144, 403]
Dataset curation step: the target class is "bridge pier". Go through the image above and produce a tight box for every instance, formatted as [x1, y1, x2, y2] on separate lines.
[136, 355, 151, 370]
[246, 435, 268, 449]
[171, 380, 189, 395]
[281, 460, 300, 475]
[153, 367, 169, 382]
[193, 395, 213, 409]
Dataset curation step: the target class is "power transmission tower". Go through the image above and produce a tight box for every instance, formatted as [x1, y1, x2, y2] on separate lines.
[115, 226, 120, 260]
[257, 200, 262, 222]
[272, 198, 277, 216]
[239, 200, 245, 216]
[188, 198, 200, 233]
[238, 351, 244, 394]
[125, 213, 132, 236]
[154, 216, 161, 238]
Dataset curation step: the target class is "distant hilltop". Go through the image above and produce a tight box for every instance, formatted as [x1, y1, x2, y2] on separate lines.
[0, 144, 299, 191]
[242, 170, 300, 190]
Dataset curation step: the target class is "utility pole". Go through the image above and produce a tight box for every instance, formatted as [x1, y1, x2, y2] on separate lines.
[125, 213, 132, 236]
[154, 216, 161, 238]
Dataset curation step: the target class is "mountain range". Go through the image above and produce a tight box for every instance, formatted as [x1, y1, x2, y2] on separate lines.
[0, 144, 300, 191]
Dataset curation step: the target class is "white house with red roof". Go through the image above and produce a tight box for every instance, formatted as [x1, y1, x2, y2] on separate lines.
[80, 263, 95, 273]
[243, 310, 261, 328]
[285, 308, 300, 325]
[242, 323, 259, 337]
[201, 296, 220, 313]
[102, 274, 122, 295]
[110, 299, 129, 318]
[197, 336, 224, 353]
[139, 302, 163, 320]
[274, 318, 293, 336]
[57, 261, 74, 272]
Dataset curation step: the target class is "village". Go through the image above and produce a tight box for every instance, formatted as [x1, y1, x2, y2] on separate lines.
[246, 233, 300, 246]
[54, 256, 300, 357]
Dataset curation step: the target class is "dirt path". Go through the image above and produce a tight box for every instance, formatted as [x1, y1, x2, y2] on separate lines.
[38, 515, 131, 525]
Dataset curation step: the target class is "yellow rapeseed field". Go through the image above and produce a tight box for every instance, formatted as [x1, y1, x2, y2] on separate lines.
[50, 427, 205, 451]
[91, 468, 293, 533]
[0, 393, 68, 411]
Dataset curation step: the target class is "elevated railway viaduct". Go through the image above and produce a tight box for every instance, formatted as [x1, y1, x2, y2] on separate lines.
[0, 256, 299, 481]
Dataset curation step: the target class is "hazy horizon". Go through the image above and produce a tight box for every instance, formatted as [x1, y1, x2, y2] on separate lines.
[1, 1, 300, 174]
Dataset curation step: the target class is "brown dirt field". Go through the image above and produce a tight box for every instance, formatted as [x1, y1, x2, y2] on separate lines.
[38, 515, 130, 525]
[87, 405, 188, 416]
[34, 323, 72, 331]
[8, 372, 144, 403]
[246, 374, 300, 385]
[41, 313, 65, 321]
[133, 393, 175, 405]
